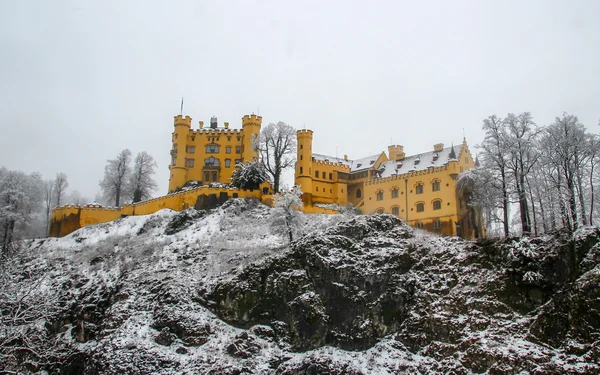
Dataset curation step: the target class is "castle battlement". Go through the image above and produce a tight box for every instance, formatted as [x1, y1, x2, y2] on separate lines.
[193, 128, 243, 135]
[297, 129, 313, 136]
[313, 159, 351, 170]
[364, 165, 449, 185]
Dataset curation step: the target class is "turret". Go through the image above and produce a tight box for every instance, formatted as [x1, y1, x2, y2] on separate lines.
[296, 129, 314, 205]
[241, 114, 262, 162]
[168, 115, 191, 192]
[388, 145, 405, 160]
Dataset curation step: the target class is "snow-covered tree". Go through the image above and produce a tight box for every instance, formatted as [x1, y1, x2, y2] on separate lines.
[54, 172, 69, 207]
[99, 149, 132, 207]
[259, 121, 296, 193]
[504, 112, 540, 236]
[42, 179, 54, 236]
[128, 151, 158, 203]
[0, 168, 43, 255]
[270, 187, 303, 243]
[230, 160, 270, 190]
[477, 115, 511, 236]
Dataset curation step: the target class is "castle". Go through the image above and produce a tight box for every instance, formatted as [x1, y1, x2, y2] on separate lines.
[294, 130, 479, 237]
[50, 112, 480, 238]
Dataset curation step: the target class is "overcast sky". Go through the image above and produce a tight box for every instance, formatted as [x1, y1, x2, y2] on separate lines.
[1, 0, 599, 200]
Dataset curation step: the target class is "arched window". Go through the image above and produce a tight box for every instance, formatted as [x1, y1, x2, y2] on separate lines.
[391, 188, 399, 198]
[416, 202, 425, 212]
[392, 206, 399, 216]
[432, 180, 441, 191]
[376, 191, 384, 201]
[415, 183, 424, 194]
[356, 189, 362, 198]
[376, 208, 384, 214]
[433, 200, 442, 210]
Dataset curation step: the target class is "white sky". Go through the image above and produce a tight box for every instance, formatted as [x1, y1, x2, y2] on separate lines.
[1, 0, 599, 200]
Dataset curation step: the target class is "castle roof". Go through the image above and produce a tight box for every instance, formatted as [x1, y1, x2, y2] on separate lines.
[378, 146, 455, 178]
[312, 153, 382, 172]
[313, 145, 459, 176]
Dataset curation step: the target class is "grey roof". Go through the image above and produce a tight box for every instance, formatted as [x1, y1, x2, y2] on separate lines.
[312, 153, 382, 172]
[313, 146, 457, 176]
[378, 146, 455, 178]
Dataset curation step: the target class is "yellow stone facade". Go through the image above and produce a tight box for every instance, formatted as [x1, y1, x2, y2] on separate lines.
[169, 114, 262, 192]
[295, 130, 480, 238]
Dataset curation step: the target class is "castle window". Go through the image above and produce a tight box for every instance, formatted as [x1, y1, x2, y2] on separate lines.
[316, 187, 319, 192]
[172, 157, 176, 166]
[300, 144, 303, 149]
[376, 208, 384, 214]
[206, 145, 219, 154]
[433, 220, 441, 231]
[204, 157, 219, 166]
[392, 206, 399, 216]
[376, 191, 383, 201]
[416, 203, 424, 212]
[299, 167, 303, 174]
[415, 183, 424, 194]
[329, 173, 332, 180]
[191, 136, 195, 141]
[300, 155, 303, 160]
[226, 146, 231, 154]
[416, 222, 424, 229]
[391, 188, 399, 198]
[185, 158, 195, 167]
[235, 159, 242, 165]
[186, 146, 195, 154]
[204, 173, 210, 181]
[228, 137, 231, 141]
[432, 180, 440, 191]
[330, 189, 332, 193]
[225, 159, 231, 168]
[433, 200, 442, 210]
[236, 146, 241, 154]
[315, 170, 319, 178]
[356, 189, 362, 199]
[212, 172, 217, 182]
[237, 137, 241, 141]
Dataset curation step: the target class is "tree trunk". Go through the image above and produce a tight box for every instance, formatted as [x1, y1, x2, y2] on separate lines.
[589, 160, 595, 226]
[501, 170, 510, 237]
[527, 176, 538, 236]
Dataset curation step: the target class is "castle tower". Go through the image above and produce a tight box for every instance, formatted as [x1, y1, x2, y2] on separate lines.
[168, 115, 192, 192]
[241, 114, 262, 162]
[296, 129, 314, 205]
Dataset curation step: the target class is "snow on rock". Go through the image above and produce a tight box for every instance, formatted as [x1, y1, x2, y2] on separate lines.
[2, 201, 599, 374]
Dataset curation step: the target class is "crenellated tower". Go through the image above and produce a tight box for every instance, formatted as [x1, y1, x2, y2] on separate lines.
[241, 114, 262, 163]
[168, 115, 192, 192]
[296, 129, 314, 205]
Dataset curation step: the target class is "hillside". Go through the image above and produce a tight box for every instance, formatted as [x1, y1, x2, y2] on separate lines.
[1, 199, 599, 374]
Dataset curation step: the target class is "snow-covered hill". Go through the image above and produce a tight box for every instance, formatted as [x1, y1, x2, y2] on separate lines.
[2, 199, 599, 374]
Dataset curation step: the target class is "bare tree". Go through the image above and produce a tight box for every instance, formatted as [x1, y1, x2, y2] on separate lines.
[477, 115, 511, 236]
[128, 151, 158, 203]
[54, 173, 69, 207]
[270, 187, 303, 243]
[504, 112, 540, 236]
[99, 149, 132, 207]
[0, 168, 43, 255]
[42, 180, 54, 236]
[259, 122, 296, 193]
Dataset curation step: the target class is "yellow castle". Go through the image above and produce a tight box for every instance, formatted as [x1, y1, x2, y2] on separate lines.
[295, 129, 479, 238]
[50, 111, 480, 239]
[168, 114, 262, 192]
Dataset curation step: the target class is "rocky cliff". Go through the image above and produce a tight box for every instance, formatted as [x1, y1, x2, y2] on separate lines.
[1, 200, 599, 374]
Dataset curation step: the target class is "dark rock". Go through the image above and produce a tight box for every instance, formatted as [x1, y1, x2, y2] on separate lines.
[155, 327, 176, 346]
[165, 208, 206, 235]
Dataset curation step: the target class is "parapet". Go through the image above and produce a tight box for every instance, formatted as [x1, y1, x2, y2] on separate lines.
[242, 114, 262, 127]
[297, 129, 314, 138]
[313, 159, 350, 170]
[174, 115, 192, 127]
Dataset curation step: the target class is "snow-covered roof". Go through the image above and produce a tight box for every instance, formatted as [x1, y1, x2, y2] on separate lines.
[312, 153, 383, 172]
[378, 146, 456, 178]
[313, 145, 457, 175]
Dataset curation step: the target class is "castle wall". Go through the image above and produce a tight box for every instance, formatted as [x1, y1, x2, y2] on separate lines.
[50, 185, 265, 237]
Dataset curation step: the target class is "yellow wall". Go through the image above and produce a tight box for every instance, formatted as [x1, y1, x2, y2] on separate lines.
[168, 114, 262, 192]
[50, 185, 265, 237]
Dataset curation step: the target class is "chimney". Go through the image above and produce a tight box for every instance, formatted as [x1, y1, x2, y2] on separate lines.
[434, 143, 444, 152]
